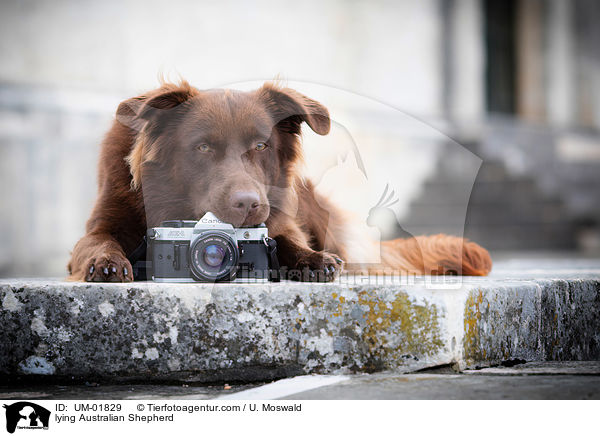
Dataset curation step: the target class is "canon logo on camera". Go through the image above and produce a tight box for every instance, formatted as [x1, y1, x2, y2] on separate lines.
[200, 218, 223, 224]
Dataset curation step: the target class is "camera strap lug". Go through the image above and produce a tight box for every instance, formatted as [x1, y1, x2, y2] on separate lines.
[127, 236, 149, 281]
[263, 236, 280, 282]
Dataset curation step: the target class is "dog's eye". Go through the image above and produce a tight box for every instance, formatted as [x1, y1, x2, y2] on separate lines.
[196, 144, 211, 153]
[255, 142, 268, 151]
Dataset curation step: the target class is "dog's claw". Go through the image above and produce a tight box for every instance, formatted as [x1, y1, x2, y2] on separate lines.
[123, 267, 128, 276]
[89, 265, 95, 274]
[103, 267, 109, 275]
[292, 251, 342, 282]
[111, 266, 117, 274]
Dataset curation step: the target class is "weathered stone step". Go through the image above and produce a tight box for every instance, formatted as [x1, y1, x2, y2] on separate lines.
[1, 259, 599, 383]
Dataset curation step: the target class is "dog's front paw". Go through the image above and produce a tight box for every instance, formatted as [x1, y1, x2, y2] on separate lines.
[86, 253, 133, 282]
[288, 251, 344, 282]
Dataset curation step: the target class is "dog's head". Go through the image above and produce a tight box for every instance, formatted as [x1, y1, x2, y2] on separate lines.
[118, 81, 330, 227]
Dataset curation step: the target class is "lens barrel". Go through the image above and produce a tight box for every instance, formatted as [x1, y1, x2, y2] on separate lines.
[189, 231, 239, 281]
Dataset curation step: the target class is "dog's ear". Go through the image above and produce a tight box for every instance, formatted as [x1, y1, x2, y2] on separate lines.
[136, 88, 194, 120]
[116, 83, 196, 130]
[258, 83, 330, 136]
[120, 82, 197, 190]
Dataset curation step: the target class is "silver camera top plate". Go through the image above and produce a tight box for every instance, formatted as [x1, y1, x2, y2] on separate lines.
[151, 212, 267, 241]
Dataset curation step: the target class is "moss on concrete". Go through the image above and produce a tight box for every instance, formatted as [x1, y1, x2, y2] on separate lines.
[354, 290, 444, 371]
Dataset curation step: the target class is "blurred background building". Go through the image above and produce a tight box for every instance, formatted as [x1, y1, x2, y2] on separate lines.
[0, 0, 599, 277]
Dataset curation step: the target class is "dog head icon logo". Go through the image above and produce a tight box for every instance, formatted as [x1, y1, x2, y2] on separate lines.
[3, 402, 50, 433]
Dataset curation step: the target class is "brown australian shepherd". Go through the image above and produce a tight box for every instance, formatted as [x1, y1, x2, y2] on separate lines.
[68, 80, 492, 282]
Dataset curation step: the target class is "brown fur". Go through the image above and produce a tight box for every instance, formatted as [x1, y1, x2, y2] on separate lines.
[68, 80, 492, 282]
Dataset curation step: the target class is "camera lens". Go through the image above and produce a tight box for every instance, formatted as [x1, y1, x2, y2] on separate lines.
[189, 231, 239, 281]
[203, 244, 226, 267]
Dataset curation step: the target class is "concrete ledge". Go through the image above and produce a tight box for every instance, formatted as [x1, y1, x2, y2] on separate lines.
[1, 258, 599, 382]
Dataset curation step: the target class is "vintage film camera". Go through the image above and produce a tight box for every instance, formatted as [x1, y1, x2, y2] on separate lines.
[143, 212, 279, 282]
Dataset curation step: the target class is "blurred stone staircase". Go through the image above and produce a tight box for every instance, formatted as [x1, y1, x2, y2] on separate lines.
[402, 140, 577, 250]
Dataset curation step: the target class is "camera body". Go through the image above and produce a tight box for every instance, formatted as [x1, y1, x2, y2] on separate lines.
[148, 212, 274, 282]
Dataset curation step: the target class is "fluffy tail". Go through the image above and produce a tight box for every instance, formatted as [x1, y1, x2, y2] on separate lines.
[347, 234, 492, 276]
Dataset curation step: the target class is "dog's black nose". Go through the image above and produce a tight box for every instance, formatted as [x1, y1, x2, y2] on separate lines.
[231, 191, 260, 212]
